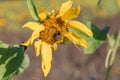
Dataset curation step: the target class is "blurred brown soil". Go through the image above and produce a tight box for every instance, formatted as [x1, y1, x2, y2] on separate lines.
[0, 14, 120, 80]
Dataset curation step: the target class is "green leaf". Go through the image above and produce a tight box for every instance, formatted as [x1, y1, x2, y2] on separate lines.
[85, 22, 109, 54]
[0, 41, 8, 48]
[68, 22, 109, 54]
[0, 41, 29, 80]
[88, 22, 109, 40]
[27, 0, 40, 21]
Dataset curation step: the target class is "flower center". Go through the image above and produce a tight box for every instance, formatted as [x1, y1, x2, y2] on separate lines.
[39, 15, 67, 45]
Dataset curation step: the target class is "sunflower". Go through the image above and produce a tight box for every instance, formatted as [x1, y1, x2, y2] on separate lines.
[22, 0, 93, 77]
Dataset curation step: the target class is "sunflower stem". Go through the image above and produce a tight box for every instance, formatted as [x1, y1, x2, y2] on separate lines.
[105, 29, 120, 80]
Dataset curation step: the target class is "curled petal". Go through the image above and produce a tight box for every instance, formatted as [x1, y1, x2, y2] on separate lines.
[62, 6, 80, 20]
[68, 21, 93, 37]
[65, 32, 88, 48]
[34, 40, 42, 56]
[38, 7, 47, 20]
[58, 0, 73, 17]
[52, 43, 58, 51]
[21, 37, 31, 46]
[22, 22, 40, 31]
[23, 22, 45, 32]
[22, 30, 39, 46]
[41, 42, 52, 77]
[22, 24, 44, 46]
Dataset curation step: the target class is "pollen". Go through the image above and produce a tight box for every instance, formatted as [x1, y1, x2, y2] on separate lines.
[39, 15, 67, 45]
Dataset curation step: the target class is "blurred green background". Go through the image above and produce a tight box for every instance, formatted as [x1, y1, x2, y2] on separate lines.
[0, 0, 120, 30]
[0, 0, 120, 80]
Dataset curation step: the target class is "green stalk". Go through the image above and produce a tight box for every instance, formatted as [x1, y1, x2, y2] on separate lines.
[105, 65, 112, 80]
[110, 30, 120, 65]
[105, 29, 120, 80]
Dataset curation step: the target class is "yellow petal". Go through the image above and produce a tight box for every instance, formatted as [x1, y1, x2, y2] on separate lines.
[68, 21, 93, 37]
[52, 43, 57, 51]
[38, 7, 47, 20]
[22, 24, 44, 46]
[58, 0, 73, 17]
[23, 22, 41, 31]
[65, 32, 88, 48]
[62, 6, 80, 20]
[22, 30, 39, 46]
[34, 40, 42, 56]
[21, 37, 31, 46]
[41, 42, 52, 77]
